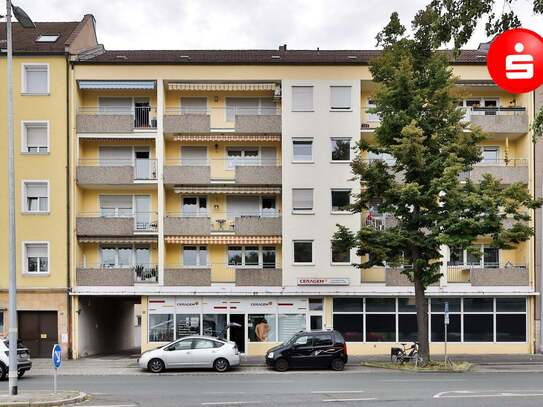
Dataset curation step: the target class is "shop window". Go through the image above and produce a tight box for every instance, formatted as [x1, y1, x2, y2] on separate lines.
[248, 314, 277, 342]
[176, 314, 200, 338]
[366, 298, 395, 312]
[366, 314, 395, 342]
[309, 298, 323, 311]
[333, 314, 363, 342]
[464, 298, 493, 312]
[333, 298, 363, 312]
[463, 314, 493, 342]
[149, 314, 174, 342]
[431, 314, 461, 342]
[431, 298, 461, 313]
[398, 314, 418, 342]
[278, 314, 306, 342]
[496, 298, 526, 312]
[496, 315, 526, 342]
[398, 297, 417, 312]
[203, 314, 227, 337]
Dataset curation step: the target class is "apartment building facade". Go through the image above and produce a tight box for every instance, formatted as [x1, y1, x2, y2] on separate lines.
[0, 16, 99, 357]
[68, 45, 537, 358]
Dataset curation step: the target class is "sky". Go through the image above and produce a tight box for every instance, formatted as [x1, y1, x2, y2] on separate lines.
[14, 0, 543, 50]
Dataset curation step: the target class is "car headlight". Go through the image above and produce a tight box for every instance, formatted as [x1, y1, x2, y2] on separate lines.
[267, 352, 274, 358]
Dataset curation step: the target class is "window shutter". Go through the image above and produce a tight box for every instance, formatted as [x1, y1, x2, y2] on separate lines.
[292, 189, 313, 210]
[181, 146, 208, 166]
[25, 65, 48, 93]
[27, 243, 47, 258]
[26, 123, 47, 147]
[226, 196, 260, 218]
[99, 195, 133, 209]
[181, 97, 208, 114]
[98, 97, 133, 114]
[330, 86, 351, 109]
[26, 183, 47, 197]
[99, 147, 133, 166]
[292, 86, 313, 111]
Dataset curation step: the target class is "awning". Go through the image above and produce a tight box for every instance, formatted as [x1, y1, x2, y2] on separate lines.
[172, 134, 281, 142]
[165, 236, 282, 245]
[173, 186, 282, 194]
[78, 80, 156, 90]
[168, 82, 277, 91]
[78, 237, 158, 244]
[456, 79, 497, 87]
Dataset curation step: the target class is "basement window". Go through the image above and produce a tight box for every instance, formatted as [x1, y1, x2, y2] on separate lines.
[36, 34, 60, 43]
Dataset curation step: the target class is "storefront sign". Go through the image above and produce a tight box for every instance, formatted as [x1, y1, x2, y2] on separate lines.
[297, 277, 350, 286]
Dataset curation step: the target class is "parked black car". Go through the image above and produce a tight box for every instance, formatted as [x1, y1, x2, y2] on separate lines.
[265, 330, 347, 372]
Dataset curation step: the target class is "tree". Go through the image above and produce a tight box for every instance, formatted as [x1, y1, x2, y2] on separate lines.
[334, 5, 542, 364]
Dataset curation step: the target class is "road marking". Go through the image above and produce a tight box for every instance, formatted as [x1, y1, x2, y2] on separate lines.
[312, 391, 365, 394]
[322, 398, 377, 403]
[201, 402, 261, 406]
[82, 405, 137, 407]
[434, 390, 543, 399]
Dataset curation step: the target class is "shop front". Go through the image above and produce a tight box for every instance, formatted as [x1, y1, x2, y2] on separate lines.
[143, 296, 324, 355]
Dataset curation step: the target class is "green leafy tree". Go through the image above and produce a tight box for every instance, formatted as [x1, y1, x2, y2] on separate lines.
[334, 5, 542, 363]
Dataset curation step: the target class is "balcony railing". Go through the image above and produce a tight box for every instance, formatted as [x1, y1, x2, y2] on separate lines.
[77, 211, 159, 233]
[76, 263, 158, 285]
[447, 263, 528, 285]
[365, 213, 397, 230]
[77, 158, 158, 181]
[460, 158, 528, 183]
[462, 106, 526, 118]
[77, 106, 158, 133]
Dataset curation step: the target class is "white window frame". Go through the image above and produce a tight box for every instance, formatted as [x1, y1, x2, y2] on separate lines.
[331, 188, 352, 214]
[331, 240, 351, 265]
[293, 240, 314, 265]
[22, 180, 50, 214]
[330, 86, 352, 111]
[226, 245, 275, 268]
[292, 188, 314, 213]
[330, 137, 352, 163]
[447, 244, 500, 268]
[22, 241, 50, 275]
[481, 146, 500, 165]
[182, 246, 208, 267]
[21, 120, 49, 154]
[292, 138, 314, 163]
[291, 86, 314, 112]
[21, 63, 50, 95]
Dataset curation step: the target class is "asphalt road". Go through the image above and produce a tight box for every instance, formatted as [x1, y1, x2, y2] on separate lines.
[3, 369, 543, 406]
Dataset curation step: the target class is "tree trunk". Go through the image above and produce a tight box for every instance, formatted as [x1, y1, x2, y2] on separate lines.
[414, 274, 430, 364]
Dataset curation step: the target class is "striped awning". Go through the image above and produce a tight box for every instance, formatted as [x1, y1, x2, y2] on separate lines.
[165, 236, 282, 244]
[168, 82, 277, 91]
[78, 80, 156, 90]
[172, 134, 281, 142]
[173, 186, 282, 194]
[78, 237, 158, 244]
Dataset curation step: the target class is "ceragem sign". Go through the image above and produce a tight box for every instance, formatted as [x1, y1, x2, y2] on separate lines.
[487, 28, 543, 93]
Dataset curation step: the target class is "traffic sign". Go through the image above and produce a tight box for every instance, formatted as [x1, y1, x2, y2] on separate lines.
[444, 302, 449, 325]
[52, 344, 61, 369]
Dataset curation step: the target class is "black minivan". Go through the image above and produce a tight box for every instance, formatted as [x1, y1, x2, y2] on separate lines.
[265, 330, 347, 372]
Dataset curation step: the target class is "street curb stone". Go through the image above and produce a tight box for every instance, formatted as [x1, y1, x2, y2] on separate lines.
[0, 391, 88, 407]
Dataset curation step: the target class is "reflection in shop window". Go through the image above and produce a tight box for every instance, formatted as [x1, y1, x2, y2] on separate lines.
[248, 314, 276, 342]
[149, 314, 174, 342]
[176, 314, 200, 338]
[278, 314, 306, 342]
[203, 314, 227, 337]
[366, 314, 395, 342]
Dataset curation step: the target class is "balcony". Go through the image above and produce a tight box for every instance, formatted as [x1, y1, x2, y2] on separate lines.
[164, 107, 281, 134]
[77, 106, 157, 134]
[164, 268, 212, 286]
[235, 268, 282, 286]
[164, 159, 281, 186]
[460, 159, 528, 184]
[164, 212, 281, 236]
[465, 106, 528, 136]
[364, 213, 398, 230]
[76, 263, 158, 286]
[76, 212, 158, 236]
[447, 264, 528, 285]
[77, 159, 157, 185]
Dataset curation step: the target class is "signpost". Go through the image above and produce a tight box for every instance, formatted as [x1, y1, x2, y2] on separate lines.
[51, 344, 61, 393]
[444, 302, 449, 364]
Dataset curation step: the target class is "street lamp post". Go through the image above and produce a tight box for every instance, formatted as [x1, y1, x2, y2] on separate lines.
[3, 1, 34, 396]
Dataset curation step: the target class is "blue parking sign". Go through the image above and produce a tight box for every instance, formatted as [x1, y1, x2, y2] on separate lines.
[52, 344, 61, 369]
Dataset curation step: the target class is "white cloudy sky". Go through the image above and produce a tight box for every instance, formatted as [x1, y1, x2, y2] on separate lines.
[16, 0, 543, 50]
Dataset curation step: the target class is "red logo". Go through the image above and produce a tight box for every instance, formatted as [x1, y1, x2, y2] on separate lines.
[487, 28, 543, 93]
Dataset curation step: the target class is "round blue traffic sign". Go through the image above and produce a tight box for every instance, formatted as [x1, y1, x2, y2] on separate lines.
[52, 344, 62, 369]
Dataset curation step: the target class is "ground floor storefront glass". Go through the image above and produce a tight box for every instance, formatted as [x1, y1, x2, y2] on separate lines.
[332, 297, 528, 343]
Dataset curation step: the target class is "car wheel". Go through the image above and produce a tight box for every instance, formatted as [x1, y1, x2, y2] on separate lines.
[0, 363, 6, 381]
[330, 358, 345, 371]
[274, 358, 289, 372]
[148, 358, 165, 373]
[213, 358, 230, 373]
[17, 371, 25, 378]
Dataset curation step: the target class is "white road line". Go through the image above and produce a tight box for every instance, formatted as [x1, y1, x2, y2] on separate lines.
[434, 390, 543, 399]
[201, 402, 262, 406]
[322, 398, 377, 403]
[82, 405, 137, 407]
[312, 391, 365, 394]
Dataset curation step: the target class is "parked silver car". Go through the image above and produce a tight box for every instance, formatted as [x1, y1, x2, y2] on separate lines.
[138, 336, 240, 373]
[0, 339, 32, 380]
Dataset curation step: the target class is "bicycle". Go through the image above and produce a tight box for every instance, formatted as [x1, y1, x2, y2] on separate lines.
[390, 342, 423, 366]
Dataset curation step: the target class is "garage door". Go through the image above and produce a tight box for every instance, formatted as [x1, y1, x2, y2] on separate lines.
[18, 311, 58, 358]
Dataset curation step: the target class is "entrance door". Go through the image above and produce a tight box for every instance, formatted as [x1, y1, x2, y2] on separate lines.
[135, 148, 151, 180]
[134, 98, 151, 128]
[135, 195, 151, 231]
[18, 311, 58, 358]
[229, 314, 245, 353]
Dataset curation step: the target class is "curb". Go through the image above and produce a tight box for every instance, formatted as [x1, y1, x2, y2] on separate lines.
[360, 362, 473, 373]
[0, 392, 88, 407]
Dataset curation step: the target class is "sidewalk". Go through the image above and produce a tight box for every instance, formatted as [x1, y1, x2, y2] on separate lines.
[0, 391, 87, 407]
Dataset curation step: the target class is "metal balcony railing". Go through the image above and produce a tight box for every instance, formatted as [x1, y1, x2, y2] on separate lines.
[463, 106, 527, 118]
[78, 211, 159, 232]
[78, 106, 158, 129]
[164, 158, 281, 167]
[78, 158, 158, 180]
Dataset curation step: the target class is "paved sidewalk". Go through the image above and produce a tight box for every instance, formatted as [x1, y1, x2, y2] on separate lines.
[0, 391, 87, 406]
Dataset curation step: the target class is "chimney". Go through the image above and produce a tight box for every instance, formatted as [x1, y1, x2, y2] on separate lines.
[279, 44, 287, 52]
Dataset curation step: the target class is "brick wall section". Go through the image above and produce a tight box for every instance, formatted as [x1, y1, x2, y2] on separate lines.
[234, 216, 282, 236]
[235, 268, 282, 286]
[164, 216, 211, 235]
[235, 115, 281, 133]
[76, 217, 134, 236]
[470, 113, 528, 134]
[76, 268, 135, 286]
[76, 166, 134, 185]
[163, 114, 210, 133]
[163, 166, 210, 185]
[235, 166, 282, 185]
[76, 114, 134, 133]
[470, 268, 529, 286]
[164, 268, 211, 286]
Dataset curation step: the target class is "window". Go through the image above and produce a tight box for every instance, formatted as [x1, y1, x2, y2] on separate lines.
[176, 314, 200, 338]
[225, 98, 276, 121]
[36, 34, 60, 43]
[331, 138, 351, 161]
[22, 122, 48, 153]
[292, 189, 313, 212]
[331, 189, 351, 212]
[314, 333, 333, 346]
[331, 240, 350, 264]
[447, 245, 499, 268]
[22, 64, 48, 94]
[149, 314, 174, 342]
[203, 314, 227, 337]
[292, 86, 313, 112]
[334, 298, 363, 312]
[100, 195, 132, 217]
[98, 146, 132, 166]
[330, 86, 352, 110]
[180, 97, 208, 114]
[227, 246, 274, 267]
[262, 246, 276, 268]
[248, 314, 277, 342]
[482, 147, 499, 165]
[278, 314, 306, 342]
[182, 196, 207, 217]
[183, 246, 208, 267]
[169, 339, 192, 351]
[226, 148, 259, 168]
[98, 97, 132, 114]
[24, 242, 48, 274]
[23, 181, 48, 213]
[100, 245, 133, 267]
[293, 240, 313, 264]
[292, 139, 313, 162]
[181, 146, 208, 166]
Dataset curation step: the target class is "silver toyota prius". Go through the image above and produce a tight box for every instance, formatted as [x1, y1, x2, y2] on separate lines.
[138, 335, 240, 373]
